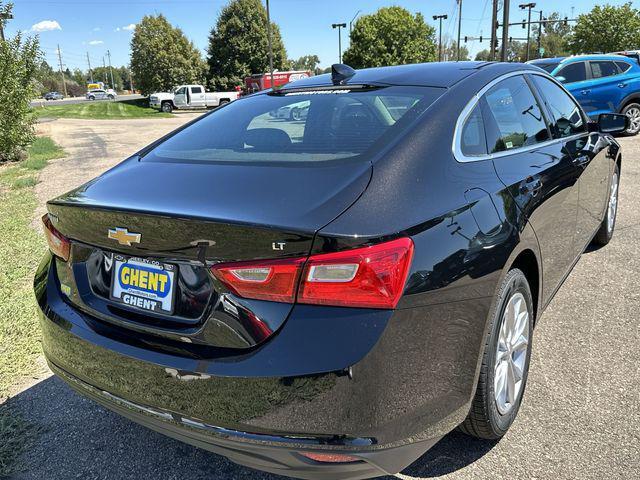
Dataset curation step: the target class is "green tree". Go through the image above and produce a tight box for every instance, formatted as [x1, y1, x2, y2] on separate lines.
[288, 54, 320, 72]
[207, 0, 288, 90]
[526, 12, 572, 60]
[130, 14, 206, 95]
[0, 2, 41, 162]
[569, 2, 640, 54]
[442, 40, 469, 61]
[475, 49, 492, 61]
[343, 7, 437, 68]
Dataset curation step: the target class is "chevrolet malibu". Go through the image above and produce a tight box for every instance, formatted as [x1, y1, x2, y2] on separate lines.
[35, 62, 625, 479]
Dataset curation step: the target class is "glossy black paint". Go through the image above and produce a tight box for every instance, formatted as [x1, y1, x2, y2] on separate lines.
[36, 61, 621, 479]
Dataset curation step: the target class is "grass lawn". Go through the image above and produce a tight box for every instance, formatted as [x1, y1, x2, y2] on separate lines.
[0, 136, 65, 476]
[33, 98, 172, 120]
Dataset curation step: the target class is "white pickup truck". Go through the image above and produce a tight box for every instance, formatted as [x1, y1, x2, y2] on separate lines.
[149, 85, 239, 113]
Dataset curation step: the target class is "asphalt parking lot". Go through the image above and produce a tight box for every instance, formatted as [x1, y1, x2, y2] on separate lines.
[7, 117, 639, 479]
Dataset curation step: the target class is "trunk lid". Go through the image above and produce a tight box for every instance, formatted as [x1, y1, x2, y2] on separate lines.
[48, 158, 371, 350]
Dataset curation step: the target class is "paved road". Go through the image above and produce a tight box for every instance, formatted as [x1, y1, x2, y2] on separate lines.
[29, 94, 144, 107]
[7, 119, 640, 479]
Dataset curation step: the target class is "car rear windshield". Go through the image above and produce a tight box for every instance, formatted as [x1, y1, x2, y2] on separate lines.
[144, 86, 444, 164]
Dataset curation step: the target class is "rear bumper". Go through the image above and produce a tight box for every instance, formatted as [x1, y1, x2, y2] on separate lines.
[36, 252, 491, 478]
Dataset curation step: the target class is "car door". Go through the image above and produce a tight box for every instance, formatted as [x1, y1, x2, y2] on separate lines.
[555, 61, 591, 112]
[484, 74, 581, 304]
[174, 87, 187, 108]
[586, 60, 626, 116]
[529, 73, 612, 255]
[189, 86, 206, 107]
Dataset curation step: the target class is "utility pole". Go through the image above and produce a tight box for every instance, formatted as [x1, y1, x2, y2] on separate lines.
[86, 52, 94, 83]
[102, 56, 107, 84]
[490, 0, 499, 61]
[501, 0, 510, 61]
[519, 3, 536, 62]
[536, 10, 543, 59]
[128, 67, 135, 93]
[57, 45, 68, 97]
[265, 0, 274, 89]
[332, 23, 347, 63]
[106, 49, 115, 90]
[0, 11, 13, 42]
[457, 0, 463, 61]
[349, 10, 361, 34]
[433, 14, 448, 62]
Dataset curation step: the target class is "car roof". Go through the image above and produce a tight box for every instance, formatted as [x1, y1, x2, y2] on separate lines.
[283, 61, 505, 89]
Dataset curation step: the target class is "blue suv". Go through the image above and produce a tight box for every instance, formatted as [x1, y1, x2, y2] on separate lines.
[529, 55, 640, 135]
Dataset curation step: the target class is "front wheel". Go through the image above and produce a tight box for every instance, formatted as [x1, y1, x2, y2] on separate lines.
[88, 96, 95, 101]
[622, 103, 640, 136]
[459, 268, 534, 439]
[593, 163, 620, 246]
[161, 102, 173, 113]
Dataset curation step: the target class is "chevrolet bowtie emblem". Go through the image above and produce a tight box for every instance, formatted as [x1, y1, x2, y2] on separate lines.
[108, 227, 141, 246]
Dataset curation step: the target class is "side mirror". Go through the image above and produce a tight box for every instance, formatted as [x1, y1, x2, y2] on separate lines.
[597, 113, 629, 134]
[556, 76, 567, 83]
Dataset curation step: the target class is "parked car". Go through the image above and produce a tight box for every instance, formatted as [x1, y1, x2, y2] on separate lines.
[36, 62, 625, 480]
[610, 50, 640, 65]
[44, 91, 64, 101]
[149, 85, 239, 113]
[86, 89, 117, 101]
[528, 54, 640, 135]
[269, 100, 310, 120]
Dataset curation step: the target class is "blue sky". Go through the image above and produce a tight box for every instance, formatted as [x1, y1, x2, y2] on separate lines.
[7, 0, 632, 72]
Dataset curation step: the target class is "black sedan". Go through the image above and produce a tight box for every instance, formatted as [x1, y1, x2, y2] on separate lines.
[35, 61, 625, 479]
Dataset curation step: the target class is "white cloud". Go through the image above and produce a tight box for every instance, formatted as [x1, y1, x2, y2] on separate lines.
[92, 27, 101, 32]
[88, 40, 104, 46]
[31, 20, 62, 32]
[122, 23, 136, 31]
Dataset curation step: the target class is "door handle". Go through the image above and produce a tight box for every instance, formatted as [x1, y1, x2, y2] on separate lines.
[618, 83, 628, 88]
[572, 155, 590, 167]
[521, 177, 543, 197]
[581, 90, 591, 95]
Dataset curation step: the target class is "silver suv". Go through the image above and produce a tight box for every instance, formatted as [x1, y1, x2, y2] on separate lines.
[86, 89, 117, 101]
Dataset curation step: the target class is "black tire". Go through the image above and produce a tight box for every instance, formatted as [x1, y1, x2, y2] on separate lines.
[593, 163, 620, 246]
[161, 101, 173, 113]
[219, 99, 230, 107]
[459, 268, 534, 440]
[88, 96, 95, 101]
[621, 103, 640, 136]
[290, 107, 301, 121]
[108, 95, 115, 100]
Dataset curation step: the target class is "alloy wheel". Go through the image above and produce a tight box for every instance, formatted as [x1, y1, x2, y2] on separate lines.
[607, 172, 619, 234]
[625, 107, 640, 133]
[494, 292, 530, 415]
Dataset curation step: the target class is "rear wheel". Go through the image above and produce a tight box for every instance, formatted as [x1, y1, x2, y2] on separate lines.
[593, 163, 620, 246]
[460, 268, 533, 439]
[161, 101, 173, 113]
[108, 95, 115, 100]
[622, 103, 640, 135]
[218, 99, 230, 107]
[88, 96, 95, 101]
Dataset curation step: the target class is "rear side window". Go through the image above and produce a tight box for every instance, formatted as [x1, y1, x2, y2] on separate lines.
[531, 75, 587, 138]
[191, 86, 203, 94]
[483, 75, 550, 153]
[460, 104, 487, 156]
[556, 62, 587, 83]
[615, 61, 632, 73]
[590, 61, 619, 79]
[146, 86, 443, 164]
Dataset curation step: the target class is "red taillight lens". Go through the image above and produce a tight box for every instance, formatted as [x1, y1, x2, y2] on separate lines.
[42, 214, 70, 261]
[298, 237, 414, 309]
[211, 257, 305, 303]
[210, 238, 414, 309]
[299, 452, 361, 463]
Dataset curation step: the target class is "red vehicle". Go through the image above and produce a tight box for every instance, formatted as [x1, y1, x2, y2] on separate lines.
[244, 70, 311, 93]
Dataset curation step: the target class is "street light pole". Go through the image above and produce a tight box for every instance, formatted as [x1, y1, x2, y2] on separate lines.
[519, 3, 536, 62]
[0, 11, 13, 42]
[433, 15, 448, 62]
[501, 0, 510, 61]
[457, 0, 463, 61]
[332, 23, 347, 63]
[265, 0, 275, 89]
[349, 10, 361, 34]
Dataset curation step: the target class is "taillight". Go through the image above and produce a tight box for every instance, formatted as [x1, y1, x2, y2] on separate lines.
[211, 238, 414, 309]
[211, 257, 305, 303]
[42, 213, 70, 261]
[299, 237, 414, 309]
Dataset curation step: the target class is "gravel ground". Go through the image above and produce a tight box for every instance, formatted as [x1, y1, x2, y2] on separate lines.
[7, 120, 639, 479]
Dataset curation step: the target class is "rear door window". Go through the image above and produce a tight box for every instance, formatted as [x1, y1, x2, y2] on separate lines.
[556, 62, 587, 84]
[590, 61, 620, 79]
[146, 86, 444, 164]
[615, 61, 632, 73]
[483, 75, 550, 153]
[531, 75, 587, 138]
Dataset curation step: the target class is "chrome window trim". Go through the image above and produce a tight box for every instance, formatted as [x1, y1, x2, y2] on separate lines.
[453, 70, 589, 163]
